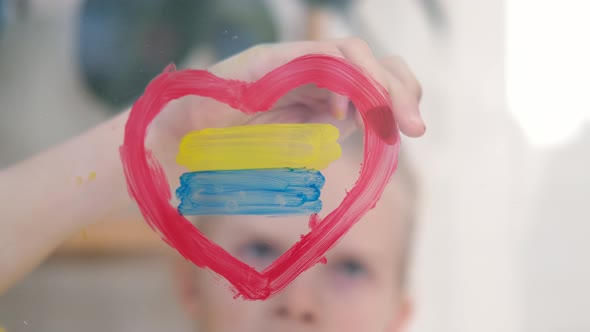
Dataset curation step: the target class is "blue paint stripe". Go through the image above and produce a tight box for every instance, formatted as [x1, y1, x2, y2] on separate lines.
[176, 168, 325, 216]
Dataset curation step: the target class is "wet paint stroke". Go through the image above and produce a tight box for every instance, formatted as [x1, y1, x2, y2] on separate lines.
[120, 54, 400, 301]
[177, 168, 325, 215]
[177, 123, 341, 171]
[175, 123, 338, 217]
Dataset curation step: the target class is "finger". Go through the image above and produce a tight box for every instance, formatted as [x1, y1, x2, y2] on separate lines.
[334, 38, 425, 138]
[206, 41, 345, 127]
[329, 92, 350, 120]
[211, 41, 343, 81]
[211, 39, 426, 137]
[380, 55, 423, 102]
[328, 94, 365, 135]
[383, 69, 425, 137]
[212, 39, 374, 122]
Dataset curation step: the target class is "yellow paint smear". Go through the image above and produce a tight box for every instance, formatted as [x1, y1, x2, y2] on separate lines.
[177, 123, 341, 171]
[88, 171, 97, 182]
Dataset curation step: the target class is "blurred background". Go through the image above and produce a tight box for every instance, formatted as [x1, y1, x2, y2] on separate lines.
[1, 0, 589, 331]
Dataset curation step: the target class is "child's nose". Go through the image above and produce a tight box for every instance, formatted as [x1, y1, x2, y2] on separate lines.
[271, 273, 322, 325]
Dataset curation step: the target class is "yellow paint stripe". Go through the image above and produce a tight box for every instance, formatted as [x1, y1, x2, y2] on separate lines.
[176, 123, 341, 171]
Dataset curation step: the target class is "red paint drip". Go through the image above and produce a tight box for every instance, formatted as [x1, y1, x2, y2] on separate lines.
[120, 54, 400, 300]
[308, 213, 321, 230]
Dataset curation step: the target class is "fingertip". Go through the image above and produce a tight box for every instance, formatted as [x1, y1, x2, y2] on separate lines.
[400, 116, 426, 137]
[330, 93, 350, 120]
[392, 91, 425, 138]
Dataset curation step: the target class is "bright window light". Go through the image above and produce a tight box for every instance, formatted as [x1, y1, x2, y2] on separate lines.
[507, 1, 590, 147]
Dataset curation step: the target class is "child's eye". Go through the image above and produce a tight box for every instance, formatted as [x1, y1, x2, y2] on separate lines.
[238, 240, 278, 270]
[245, 241, 275, 258]
[334, 259, 367, 279]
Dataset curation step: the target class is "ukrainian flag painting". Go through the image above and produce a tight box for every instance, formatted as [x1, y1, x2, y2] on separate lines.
[175, 123, 342, 216]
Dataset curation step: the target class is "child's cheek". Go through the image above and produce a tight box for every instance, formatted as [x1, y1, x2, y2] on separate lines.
[322, 270, 371, 300]
[330, 274, 365, 291]
[201, 276, 256, 330]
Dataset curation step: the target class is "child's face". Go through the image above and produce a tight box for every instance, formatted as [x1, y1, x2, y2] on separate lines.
[176, 151, 412, 332]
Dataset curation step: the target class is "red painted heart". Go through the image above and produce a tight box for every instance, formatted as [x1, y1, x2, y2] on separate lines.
[120, 54, 400, 300]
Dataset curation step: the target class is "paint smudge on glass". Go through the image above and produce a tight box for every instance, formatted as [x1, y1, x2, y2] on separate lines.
[177, 168, 325, 215]
[176, 123, 341, 171]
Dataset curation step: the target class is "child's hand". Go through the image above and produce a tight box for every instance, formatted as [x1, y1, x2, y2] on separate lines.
[215, 38, 424, 136]
[148, 38, 424, 159]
